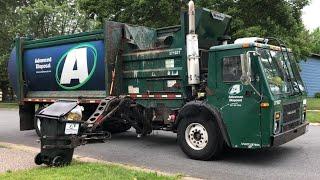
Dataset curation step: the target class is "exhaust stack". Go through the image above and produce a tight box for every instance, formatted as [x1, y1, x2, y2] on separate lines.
[188, 0, 195, 33]
[186, 0, 200, 85]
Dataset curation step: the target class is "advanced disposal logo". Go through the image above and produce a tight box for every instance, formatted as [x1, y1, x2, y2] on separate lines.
[228, 84, 244, 107]
[55, 44, 97, 90]
[228, 84, 243, 95]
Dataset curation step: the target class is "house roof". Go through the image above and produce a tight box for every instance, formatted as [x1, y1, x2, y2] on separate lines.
[311, 53, 320, 58]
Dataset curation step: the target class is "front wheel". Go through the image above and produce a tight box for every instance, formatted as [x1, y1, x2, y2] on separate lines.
[177, 117, 223, 160]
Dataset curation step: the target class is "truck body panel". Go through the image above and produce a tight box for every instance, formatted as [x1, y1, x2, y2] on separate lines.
[23, 40, 106, 96]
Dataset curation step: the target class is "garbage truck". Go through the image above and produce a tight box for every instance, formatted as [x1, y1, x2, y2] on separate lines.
[8, 1, 309, 160]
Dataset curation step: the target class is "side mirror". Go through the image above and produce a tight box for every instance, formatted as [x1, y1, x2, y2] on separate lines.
[240, 51, 260, 85]
[240, 53, 252, 85]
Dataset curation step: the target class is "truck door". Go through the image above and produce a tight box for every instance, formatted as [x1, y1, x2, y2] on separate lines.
[215, 53, 262, 148]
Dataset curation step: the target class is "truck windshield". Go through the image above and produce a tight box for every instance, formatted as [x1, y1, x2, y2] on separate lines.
[258, 49, 288, 95]
[258, 48, 305, 95]
[288, 52, 306, 92]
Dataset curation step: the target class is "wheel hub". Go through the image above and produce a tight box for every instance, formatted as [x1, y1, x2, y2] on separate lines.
[185, 123, 209, 150]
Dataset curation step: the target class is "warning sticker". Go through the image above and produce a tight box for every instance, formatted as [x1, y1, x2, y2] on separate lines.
[128, 86, 139, 94]
[167, 80, 177, 88]
[165, 59, 175, 68]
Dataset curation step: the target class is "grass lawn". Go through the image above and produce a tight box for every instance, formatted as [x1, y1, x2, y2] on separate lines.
[307, 98, 320, 110]
[307, 111, 320, 124]
[0, 102, 18, 109]
[0, 162, 180, 180]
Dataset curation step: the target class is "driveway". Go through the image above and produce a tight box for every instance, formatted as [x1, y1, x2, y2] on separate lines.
[0, 109, 319, 180]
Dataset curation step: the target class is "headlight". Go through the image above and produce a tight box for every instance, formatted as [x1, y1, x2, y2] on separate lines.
[274, 111, 281, 134]
[65, 105, 84, 121]
[274, 111, 281, 121]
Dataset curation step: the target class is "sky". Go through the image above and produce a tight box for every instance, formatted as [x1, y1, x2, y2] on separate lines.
[302, 0, 320, 31]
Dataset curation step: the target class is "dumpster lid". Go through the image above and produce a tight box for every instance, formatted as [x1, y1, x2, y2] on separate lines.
[38, 100, 78, 118]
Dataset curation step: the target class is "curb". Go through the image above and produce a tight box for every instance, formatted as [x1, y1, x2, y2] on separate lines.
[0, 142, 201, 180]
[0, 108, 18, 111]
[310, 123, 320, 126]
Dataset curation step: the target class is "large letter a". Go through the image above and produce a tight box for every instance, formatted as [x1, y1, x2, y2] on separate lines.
[60, 48, 89, 85]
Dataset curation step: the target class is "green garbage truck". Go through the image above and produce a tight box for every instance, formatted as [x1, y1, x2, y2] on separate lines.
[8, 1, 309, 160]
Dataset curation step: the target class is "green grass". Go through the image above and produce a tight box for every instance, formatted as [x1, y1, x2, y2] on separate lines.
[0, 162, 179, 180]
[307, 98, 320, 110]
[307, 111, 320, 123]
[0, 102, 18, 109]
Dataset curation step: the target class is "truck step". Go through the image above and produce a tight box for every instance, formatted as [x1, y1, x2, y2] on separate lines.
[85, 96, 118, 128]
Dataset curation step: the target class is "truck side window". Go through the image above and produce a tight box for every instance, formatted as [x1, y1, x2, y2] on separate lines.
[222, 56, 242, 82]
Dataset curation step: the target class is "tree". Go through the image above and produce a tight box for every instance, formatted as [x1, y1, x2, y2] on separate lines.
[14, 0, 91, 38]
[212, 0, 311, 60]
[0, 0, 313, 100]
[78, 0, 311, 59]
[78, 0, 181, 28]
[311, 28, 320, 54]
[0, 0, 21, 101]
[0, 0, 92, 101]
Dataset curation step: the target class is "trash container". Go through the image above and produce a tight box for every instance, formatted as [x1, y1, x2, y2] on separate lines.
[34, 100, 85, 166]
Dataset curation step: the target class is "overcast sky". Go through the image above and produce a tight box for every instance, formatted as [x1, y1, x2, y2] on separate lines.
[302, 0, 320, 31]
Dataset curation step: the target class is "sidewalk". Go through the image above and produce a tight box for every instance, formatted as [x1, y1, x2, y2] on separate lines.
[0, 146, 37, 173]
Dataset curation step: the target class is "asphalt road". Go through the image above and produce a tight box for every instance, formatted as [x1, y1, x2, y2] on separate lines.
[0, 109, 319, 180]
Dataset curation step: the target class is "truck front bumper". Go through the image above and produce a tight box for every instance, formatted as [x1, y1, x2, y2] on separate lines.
[272, 122, 309, 147]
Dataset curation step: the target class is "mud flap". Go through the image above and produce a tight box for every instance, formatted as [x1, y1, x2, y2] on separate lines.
[19, 104, 35, 131]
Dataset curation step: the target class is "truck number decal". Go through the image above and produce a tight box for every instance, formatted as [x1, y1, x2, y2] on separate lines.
[169, 50, 181, 56]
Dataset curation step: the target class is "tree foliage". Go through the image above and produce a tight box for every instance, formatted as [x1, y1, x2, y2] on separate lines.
[14, 0, 91, 38]
[78, 0, 182, 28]
[0, 0, 21, 100]
[79, 0, 311, 60]
[0, 0, 315, 100]
[0, 0, 92, 100]
[310, 28, 320, 54]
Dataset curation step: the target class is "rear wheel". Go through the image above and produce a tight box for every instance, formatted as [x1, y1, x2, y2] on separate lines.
[177, 116, 223, 160]
[34, 107, 44, 137]
[34, 117, 41, 137]
[102, 121, 131, 134]
[19, 104, 35, 131]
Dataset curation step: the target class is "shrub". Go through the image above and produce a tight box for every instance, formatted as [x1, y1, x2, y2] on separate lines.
[315, 92, 320, 98]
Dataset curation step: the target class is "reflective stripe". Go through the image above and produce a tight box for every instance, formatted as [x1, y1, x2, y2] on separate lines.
[128, 94, 183, 99]
[23, 98, 100, 103]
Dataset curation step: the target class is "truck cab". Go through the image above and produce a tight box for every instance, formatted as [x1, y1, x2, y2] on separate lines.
[207, 40, 308, 149]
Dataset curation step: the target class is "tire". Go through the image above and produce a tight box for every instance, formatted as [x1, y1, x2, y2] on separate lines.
[19, 104, 35, 131]
[34, 153, 43, 165]
[34, 116, 41, 137]
[103, 121, 131, 134]
[34, 108, 44, 137]
[177, 116, 223, 160]
[52, 156, 64, 167]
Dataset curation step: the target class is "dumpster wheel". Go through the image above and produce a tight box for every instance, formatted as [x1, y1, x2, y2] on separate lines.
[52, 156, 64, 167]
[34, 153, 43, 165]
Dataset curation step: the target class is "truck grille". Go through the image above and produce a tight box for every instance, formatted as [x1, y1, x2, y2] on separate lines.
[283, 102, 301, 124]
